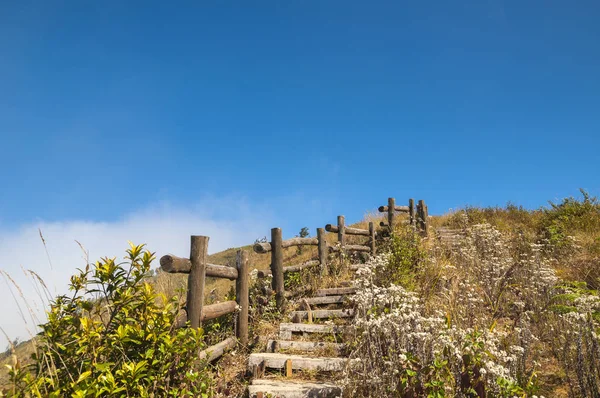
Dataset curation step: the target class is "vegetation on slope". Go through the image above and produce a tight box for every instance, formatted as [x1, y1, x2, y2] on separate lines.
[3, 243, 211, 397]
[2, 190, 599, 397]
[342, 190, 600, 397]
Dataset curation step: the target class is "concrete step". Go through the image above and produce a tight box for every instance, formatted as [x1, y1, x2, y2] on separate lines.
[266, 339, 345, 354]
[315, 287, 356, 296]
[300, 295, 346, 306]
[290, 309, 354, 321]
[248, 353, 346, 372]
[249, 379, 341, 398]
[279, 323, 349, 339]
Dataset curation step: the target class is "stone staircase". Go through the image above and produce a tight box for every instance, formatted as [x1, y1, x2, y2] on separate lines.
[247, 287, 357, 398]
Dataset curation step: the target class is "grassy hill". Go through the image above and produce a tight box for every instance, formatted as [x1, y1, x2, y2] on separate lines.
[3, 191, 600, 396]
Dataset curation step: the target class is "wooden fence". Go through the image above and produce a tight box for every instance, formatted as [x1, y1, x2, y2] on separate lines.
[253, 197, 429, 310]
[159, 236, 249, 361]
[378, 197, 429, 236]
[158, 197, 429, 360]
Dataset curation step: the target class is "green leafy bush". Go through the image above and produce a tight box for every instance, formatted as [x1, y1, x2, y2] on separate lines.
[377, 225, 426, 289]
[540, 189, 600, 254]
[4, 243, 211, 397]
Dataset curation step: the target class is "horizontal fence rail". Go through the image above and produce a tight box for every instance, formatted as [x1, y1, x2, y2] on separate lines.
[160, 255, 239, 279]
[253, 237, 319, 254]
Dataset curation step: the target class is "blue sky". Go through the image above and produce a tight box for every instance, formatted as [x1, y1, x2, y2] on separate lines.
[0, 1, 599, 345]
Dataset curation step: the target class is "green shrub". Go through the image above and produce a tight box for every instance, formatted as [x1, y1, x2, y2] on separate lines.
[378, 226, 426, 289]
[4, 243, 211, 397]
[540, 189, 600, 250]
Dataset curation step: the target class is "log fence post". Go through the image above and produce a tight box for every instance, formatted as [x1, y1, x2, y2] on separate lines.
[417, 200, 429, 236]
[317, 228, 328, 276]
[387, 197, 396, 231]
[337, 215, 345, 258]
[423, 202, 430, 236]
[369, 221, 376, 255]
[271, 227, 285, 311]
[409, 198, 416, 227]
[235, 249, 249, 345]
[188, 235, 208, 329]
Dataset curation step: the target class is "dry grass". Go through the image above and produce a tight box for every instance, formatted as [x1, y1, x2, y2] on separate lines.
[7, 193, 598, 396]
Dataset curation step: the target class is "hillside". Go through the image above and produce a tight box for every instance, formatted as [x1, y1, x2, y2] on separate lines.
[3, 191, 600, 397]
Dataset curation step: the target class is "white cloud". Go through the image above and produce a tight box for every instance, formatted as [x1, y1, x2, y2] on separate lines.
[0, 198, 274, 350]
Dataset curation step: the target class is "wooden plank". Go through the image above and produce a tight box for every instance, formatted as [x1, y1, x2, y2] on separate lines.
[289, 308, 354, 320]
[249, 379, 341, 398]
[301, 295, 346, 305]
[236, 250, 249, 345]
[198, 336, 236, 362]
[315, 287, 356, 296]
[285, 359, 293, 377]
[329, 244, 370, 253]
[159, 255, 238, 280]
[248, 353, 346, 372]
[202, 300, 237, 321]
[188, 236, 208, 328]
[266, 340, 345, 354]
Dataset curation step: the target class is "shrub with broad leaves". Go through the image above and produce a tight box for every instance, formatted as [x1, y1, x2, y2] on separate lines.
[4, 243, 212, 398]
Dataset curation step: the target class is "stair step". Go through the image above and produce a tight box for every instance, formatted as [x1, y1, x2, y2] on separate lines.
[290, 309, 354, 321]
[267, 340, 345, 354]
[300, 296, 346, 305]
[279, 323, 349, 339]
[248, 353, 346, 372]
[249, 379, 341, 398]
[315, 287, 356, 296]
[349, 264, 366, 271]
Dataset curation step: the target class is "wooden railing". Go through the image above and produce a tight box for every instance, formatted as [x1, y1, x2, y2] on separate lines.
[159, 236, 249, 361]
[253, 197, 429, 310]
[158, 197, 429, 360]
[378, 197, 429, 236]
[325, 216, 376, 255]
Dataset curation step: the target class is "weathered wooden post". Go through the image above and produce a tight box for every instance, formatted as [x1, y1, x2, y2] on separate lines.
[423, 202, 430, 236]
[188, 235, 208, 329]
[236, 249, 249, 345]
[387, 197, 396, 231]
[337, 215, 345, 249]
[337, 215, 346, 264]
[417, 200, 429, 236]
[271, 227, 285, 310]
[416, 201, 423, 231]
[409, 198, 416, 227]
[317, 227, 328, 276]
[369, 222, 376, 255]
